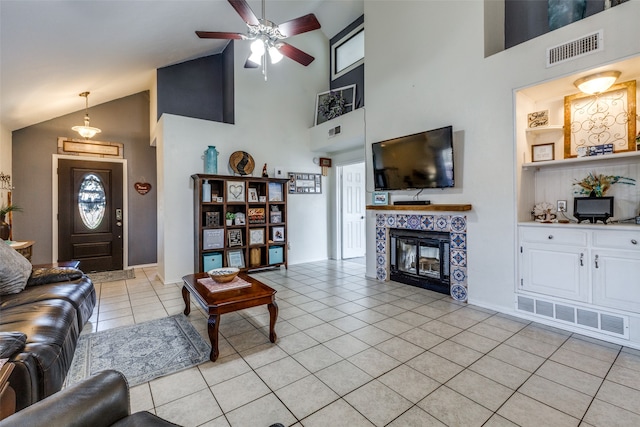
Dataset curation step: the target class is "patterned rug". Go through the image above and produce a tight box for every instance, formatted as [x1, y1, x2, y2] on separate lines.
[87, 268, 135, 283]
[65, 315, 210, 387]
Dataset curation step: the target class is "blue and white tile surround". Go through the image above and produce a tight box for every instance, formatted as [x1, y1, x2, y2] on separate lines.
[375, 213, 468, 302]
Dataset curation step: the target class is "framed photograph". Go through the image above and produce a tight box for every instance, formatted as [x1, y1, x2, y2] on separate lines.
[227, 229, 243, 247]
[527, 110, 549, 128]
[372, 191, 389, 205]
[314, 84, 356, 126]
[249, 228, 265, 245]
[272, 226, 285, 242]
[268, 182, 283, 201]
[227, 249, 245, 269]
[564, 80, 636, 158]
[226, 181, 245, 202]
[234, 212, 246, 225]
[270, 208, 282, 223]
[532, 143, 555, 162]
[248, 188, 259, 203]
[288, 172, 322, 194]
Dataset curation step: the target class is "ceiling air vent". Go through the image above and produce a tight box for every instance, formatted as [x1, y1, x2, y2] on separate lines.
[547, 30, 603, 67]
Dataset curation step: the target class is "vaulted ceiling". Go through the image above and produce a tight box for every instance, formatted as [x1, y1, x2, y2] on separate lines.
[0, 0, 362, 131]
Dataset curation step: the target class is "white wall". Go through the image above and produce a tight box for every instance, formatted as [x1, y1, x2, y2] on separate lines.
[0, 124, 11, 206]
[363, 1, 640, 312]
[157, 32, 330, 284]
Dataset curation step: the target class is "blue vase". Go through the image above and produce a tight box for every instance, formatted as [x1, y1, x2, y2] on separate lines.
[204, 146, 218, 174]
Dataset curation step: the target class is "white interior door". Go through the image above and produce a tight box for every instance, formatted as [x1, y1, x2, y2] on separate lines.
[342, 162, 366, 259]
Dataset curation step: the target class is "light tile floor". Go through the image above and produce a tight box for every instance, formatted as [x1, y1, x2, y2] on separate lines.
[83, 260, 640, 427]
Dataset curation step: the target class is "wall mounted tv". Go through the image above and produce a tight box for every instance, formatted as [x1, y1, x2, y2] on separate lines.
[372, 125, 454, 191]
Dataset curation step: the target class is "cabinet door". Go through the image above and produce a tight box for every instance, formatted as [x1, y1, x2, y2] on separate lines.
[520, 243, 589, 302]
[592, 249, 640, 313]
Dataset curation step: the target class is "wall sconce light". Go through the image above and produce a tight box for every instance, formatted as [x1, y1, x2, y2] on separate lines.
[72, 91, 102, 139]
[574, 70, 621, 95]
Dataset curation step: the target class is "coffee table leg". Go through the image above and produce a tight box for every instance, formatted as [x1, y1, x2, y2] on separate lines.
[207, 314, 221, 362]
[268, 301, 278, 343]
[181, 286, 191, 316]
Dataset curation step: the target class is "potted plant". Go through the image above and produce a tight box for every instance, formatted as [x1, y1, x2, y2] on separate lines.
[225, 212, 235, 226]
[0, 204, 22, 240]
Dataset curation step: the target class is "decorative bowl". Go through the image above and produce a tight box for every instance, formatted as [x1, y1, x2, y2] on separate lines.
[207, 267, 239, 283]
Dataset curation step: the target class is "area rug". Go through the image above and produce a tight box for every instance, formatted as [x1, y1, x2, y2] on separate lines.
[87, 268, 135, 283]
[65, 314, 210, 388]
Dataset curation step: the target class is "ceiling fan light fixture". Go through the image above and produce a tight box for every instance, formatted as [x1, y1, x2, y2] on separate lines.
[71, 92, 101, 139]
[269, 46, 283, 64]
[248, 51, 262, 65]
[574, 70, 621, 94]
[250, 39, 265, 55]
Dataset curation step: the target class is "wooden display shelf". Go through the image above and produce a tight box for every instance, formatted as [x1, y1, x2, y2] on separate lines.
[367, 204, 472, 211]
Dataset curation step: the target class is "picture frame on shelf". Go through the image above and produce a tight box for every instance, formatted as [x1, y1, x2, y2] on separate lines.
[532, 143, 555, 162]
[527, 110, 549, 128]
[248, 188, 259, 203]
[203, 229, 224, 250]
[248, 207, 266, 224]
[234, 212, 246, 225]
[227, 229, 243, 247]
[314, 84, 356, 126]
[226, 181, 245, 202]
[227, 249, 245, 269]
[268, 182, 283, 201]
[270, 211, 282, 224]
[372, 191, 389, 205]
[249, 228, 265, 245]
[272, 226, 285, 242]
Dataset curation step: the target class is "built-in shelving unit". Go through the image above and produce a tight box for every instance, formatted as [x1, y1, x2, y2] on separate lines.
[523, 150, 640, 169]
[192, 174, 289, 273]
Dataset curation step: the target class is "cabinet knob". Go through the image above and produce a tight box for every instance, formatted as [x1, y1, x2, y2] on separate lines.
[548, 235, 553, 240]
[632, 239, 638, 245]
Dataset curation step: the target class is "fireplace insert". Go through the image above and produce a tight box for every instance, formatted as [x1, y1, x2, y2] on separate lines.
[389, 229, 450, 295]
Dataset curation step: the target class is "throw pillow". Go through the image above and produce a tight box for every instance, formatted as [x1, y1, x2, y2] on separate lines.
[0, 240, 32, 295]
[27, 267, 83, 287]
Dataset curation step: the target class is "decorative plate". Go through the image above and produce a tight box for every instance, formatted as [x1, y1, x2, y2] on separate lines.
[450, 284, 468, 302]
[533, 202, 556, 221]
[229, 151, 255, 176]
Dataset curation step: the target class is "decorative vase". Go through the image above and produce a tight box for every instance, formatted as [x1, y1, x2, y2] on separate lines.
[202, 180, 212, 202]
[0, 215, 10, 240]
[203, 146, 219, 174]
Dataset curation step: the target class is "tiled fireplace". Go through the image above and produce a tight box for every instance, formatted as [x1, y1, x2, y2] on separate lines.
[375, 212, 468, 301]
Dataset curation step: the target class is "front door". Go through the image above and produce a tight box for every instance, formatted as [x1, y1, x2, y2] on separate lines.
[58, 159, 124, 272]
[341, 162, 366, 259]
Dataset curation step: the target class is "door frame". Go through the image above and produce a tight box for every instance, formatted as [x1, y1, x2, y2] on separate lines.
[52, 154, 129, 267]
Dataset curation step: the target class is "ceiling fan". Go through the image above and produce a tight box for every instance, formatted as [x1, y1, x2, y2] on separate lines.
[196, 0, 321, 79]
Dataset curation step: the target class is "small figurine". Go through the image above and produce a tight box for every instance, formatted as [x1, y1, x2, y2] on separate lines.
[262, 163, 268, 178]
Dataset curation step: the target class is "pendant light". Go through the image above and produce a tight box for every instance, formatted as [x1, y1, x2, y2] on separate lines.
[72, 91, 101, 139]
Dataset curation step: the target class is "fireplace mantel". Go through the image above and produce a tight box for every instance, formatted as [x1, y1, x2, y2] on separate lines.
[367, 204, 472, 212]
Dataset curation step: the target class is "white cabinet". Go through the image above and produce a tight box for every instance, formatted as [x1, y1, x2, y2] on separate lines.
[519, 225, 640, 314]
[592, 230, 640, 312]
[519, 227, 589, 302]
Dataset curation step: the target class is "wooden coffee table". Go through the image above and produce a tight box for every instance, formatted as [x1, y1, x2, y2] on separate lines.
[181, 272, 278, 362]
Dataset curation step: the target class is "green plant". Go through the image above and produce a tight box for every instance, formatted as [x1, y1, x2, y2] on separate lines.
[0, 204, 22, 219]
[225, 212, 236, 220]
[573, 172, 635, 197]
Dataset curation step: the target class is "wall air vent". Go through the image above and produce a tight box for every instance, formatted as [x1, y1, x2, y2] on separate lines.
[547, 30, 603, 67]
[515, 295, 628, 338]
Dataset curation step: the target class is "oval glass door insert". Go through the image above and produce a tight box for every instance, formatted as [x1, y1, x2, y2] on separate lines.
[78, 173, 106, 229]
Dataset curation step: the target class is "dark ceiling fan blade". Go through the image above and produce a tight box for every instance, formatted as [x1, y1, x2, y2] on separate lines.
[196, 31, 246, 40]
[278, 42, 315, 66]
[228, 0, 259, 26]
[278, 14, 321, 37]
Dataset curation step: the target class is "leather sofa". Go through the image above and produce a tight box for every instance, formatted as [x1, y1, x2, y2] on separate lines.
[0, 266, 96, 411]
[0, 370, 179, 426]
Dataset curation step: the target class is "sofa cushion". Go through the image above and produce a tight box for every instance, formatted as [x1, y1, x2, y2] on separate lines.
[0, 331, 27, 358]
[0, 240, 32, 295]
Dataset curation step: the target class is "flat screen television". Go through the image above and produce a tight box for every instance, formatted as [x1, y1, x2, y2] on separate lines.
[372, 126, 454, 191]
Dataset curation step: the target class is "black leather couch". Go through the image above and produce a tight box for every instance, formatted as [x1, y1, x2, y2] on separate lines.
[0, 370, 179, 427]
[0, 267, 96, 411]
